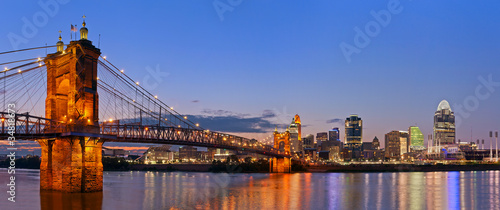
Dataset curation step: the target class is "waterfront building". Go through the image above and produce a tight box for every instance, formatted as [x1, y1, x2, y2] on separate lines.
[409, 126, 425, 151]
[143, 145, 174, 164]
[179, 146, 198, 160]
[433, 100, 456, 145]
[303, 148, 317, 160]
[384, 131, 409, 160]
[400, 131, 409, 155]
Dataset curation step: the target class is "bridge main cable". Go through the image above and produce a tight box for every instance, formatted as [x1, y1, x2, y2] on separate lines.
[98, 58, 201, 129]
[0, 45, 59, 56]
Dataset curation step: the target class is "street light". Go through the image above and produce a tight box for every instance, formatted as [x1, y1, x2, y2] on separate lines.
[490, 131, 493, 161]
[496, 131, 498, 162]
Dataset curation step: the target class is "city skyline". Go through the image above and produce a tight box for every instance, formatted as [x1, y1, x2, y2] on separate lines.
[2, 2, 500, 209]
[1, 1, 500, 155]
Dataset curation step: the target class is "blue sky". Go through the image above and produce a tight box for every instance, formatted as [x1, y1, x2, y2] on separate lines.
[1, 0, 500, 154]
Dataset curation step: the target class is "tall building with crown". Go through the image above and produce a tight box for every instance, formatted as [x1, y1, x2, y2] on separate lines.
[289, 114, 302, 154]
[433, 100, 456, 145]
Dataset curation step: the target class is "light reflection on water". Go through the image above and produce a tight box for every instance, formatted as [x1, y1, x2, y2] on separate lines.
[0, 169, 499, 209]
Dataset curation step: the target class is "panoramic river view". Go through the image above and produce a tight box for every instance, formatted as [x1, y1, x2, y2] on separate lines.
[1, 169, 499, 209]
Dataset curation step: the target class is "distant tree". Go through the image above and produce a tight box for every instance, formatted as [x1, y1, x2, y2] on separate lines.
[230, 155, 239, 163]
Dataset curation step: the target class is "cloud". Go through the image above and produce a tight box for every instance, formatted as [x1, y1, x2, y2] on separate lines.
[189, 109, 289, 133]
[326, 118, 343, 124]
[201, 109, 249, 118]
[191, 100, 199, 103]
[262, 110, 276, 118]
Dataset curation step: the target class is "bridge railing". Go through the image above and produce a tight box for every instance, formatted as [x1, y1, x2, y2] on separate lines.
[100, 123, 288, 156]
[0, 112, 62, 138]
[0, 112, 288, 157]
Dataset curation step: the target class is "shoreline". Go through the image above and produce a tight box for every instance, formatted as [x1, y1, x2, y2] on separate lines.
[4, 163, 500, 173]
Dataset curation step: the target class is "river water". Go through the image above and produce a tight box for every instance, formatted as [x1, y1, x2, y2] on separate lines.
[1, 169, 499, 209]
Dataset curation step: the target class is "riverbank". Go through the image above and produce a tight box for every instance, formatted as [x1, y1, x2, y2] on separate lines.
[130, 163, 212, 172]
[3, 156, 499, 173]
[316, 164, 500, 173]
[126, 163, 500, 173]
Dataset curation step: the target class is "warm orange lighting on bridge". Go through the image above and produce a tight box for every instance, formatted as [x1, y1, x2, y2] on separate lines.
[120, 69, 124, 73]
[136, 82, 139, 85]
[178, 125, 181, 128]
[184, 116, 187, 119]
[97, 77, 99, 80]
[109, 118, 113, 122]
[69, 119, 73, 122]
[87, 119, 91, 123]
[170, 107, 174, 110]
[165, 118, 168, 121]
[1, 118, 4, 122]
[195, 123, 199, 127]
[103, 56, 106, 59]
[145, 127, 149, 131]
[18, 69, 21, 73]
[154, 95, 158, 99]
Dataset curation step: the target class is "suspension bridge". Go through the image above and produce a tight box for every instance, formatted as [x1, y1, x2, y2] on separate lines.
[0, 20, 291, 192]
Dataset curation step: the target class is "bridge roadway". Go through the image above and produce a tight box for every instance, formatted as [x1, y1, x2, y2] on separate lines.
[0, 112, 289, 158]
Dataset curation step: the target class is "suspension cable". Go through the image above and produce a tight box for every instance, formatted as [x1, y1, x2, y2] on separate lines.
[0, 45, 59, 56]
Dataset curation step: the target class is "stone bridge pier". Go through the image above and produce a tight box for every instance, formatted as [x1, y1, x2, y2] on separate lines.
[270, 128, 291, 173]
[39, 21, 103, 192]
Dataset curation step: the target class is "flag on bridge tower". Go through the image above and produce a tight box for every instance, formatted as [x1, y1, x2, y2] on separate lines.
[71, 24, 78, 40]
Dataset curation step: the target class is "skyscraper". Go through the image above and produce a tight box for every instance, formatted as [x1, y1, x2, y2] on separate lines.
[345, 115, 362, 145]
[289, 115, 302, 153]
[345, 115, 362, 160]
[329, 127, 340, 141]
[409, 126, 425, 151]
[433, 100, 456, 145]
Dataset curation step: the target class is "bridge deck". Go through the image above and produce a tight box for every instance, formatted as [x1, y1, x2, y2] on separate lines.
[0, 112, 290, 158]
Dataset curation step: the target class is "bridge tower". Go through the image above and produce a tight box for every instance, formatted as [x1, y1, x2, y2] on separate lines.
[270, 127, 291, 173]
[39, 19, 103, 192]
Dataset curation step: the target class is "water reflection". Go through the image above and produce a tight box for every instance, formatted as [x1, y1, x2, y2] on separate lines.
[1, 169, 500, 209]
[40, 191, 102, 210]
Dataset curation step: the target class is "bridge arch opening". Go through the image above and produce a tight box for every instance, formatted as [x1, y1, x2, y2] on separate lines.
[278, 141, 285, 151]
[55, 78, 70, 121]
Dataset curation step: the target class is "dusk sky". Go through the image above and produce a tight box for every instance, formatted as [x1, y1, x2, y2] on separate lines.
[1, 1, 500, 154]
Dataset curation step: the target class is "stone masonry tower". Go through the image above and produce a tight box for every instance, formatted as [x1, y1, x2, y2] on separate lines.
[39, 18, 103, 192]
[270, 127, 291, 173]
